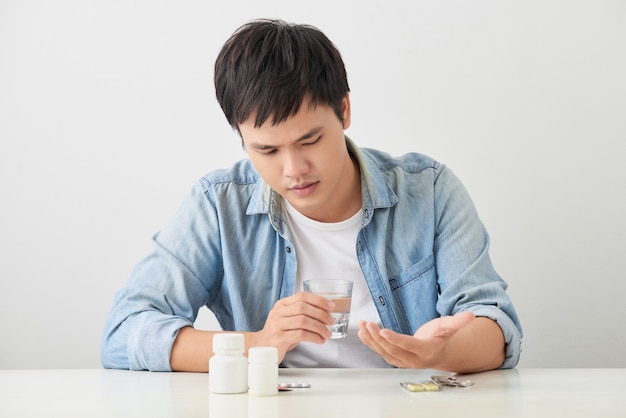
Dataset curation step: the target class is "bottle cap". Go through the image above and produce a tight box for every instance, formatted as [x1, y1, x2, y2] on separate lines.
[212, 333, 245, 351]
[248, 346, 278, 364]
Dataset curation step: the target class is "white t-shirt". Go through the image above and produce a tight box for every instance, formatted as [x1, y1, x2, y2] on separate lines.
[280, 200, 392, 368]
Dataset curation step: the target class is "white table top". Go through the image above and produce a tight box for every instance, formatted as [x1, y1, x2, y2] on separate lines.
[1, 368, 625, 417]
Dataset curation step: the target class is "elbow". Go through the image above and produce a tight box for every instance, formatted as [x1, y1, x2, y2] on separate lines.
[100, 331, 130, 370]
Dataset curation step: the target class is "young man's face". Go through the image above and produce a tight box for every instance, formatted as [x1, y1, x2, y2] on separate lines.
[239, 95, 360, 222]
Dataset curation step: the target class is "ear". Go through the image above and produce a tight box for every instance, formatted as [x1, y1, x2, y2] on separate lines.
[341, 94, 351, 130]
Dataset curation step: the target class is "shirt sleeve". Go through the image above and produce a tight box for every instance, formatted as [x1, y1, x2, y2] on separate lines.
[433, 166, 523, 369]
[101, 182, 220, 371]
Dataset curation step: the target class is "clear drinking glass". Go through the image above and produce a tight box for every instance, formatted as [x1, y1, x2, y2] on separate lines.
[303, 279, 353, 339]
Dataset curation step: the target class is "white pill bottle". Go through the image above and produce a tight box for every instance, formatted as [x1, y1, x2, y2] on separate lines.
[209, 333, 248, 394]
[247, 347, 278, 396]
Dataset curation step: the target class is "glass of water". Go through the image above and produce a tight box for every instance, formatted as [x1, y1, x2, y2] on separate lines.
[303, 279, 353, 339]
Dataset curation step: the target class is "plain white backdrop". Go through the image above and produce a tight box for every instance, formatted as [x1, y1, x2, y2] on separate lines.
[1, 0, 624, 369]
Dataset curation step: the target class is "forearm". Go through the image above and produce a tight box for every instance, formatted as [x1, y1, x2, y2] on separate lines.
[170, 327, 260, 372]
[435, 317, 505, 373]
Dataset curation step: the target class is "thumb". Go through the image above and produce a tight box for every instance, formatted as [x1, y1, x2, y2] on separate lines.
[438, 311, 475, 336]
[417, 311, 476, 339]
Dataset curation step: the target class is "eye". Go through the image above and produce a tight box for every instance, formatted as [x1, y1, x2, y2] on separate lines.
[260, 148, 278, 156]
[303, 136, 321, 146]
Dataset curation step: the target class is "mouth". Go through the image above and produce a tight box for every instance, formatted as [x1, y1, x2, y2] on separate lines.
[289, 181, 318, 197]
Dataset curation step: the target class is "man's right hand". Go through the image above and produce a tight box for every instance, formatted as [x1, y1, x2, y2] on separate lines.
[251, 291, 336, 362]
[170, 292, 336, 372]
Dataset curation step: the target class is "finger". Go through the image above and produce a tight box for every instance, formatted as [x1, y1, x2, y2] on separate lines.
[357, 321, 381, 350]
[377, 313, 477, 368]
[282, 314, 333, 339]
[379, 312, 476, 353]
[273, 294, 336, 326]
[283, 327, 331, 344]
[449, 311, 475, 329]
[357, 321, 379, 349]
[292, 291, 336, 311]
[374, 328, 420, 366]
[358, 321, 382, 342]
[358, 322, 407, 366]
[259, 313, 332, 350]
[421, 311, 476, 340]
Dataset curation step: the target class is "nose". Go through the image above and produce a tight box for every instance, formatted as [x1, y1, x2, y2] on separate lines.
[283, 150, 309, 178]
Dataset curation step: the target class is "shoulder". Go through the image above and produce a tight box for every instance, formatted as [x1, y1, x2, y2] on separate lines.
[356, 144, 469, 204]
[360, 147, 444, 177]
[187, 159, 264, 205]
[199, 158, 260, 186]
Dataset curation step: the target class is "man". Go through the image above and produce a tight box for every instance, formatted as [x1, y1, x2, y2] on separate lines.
[101, 19, 522, 373]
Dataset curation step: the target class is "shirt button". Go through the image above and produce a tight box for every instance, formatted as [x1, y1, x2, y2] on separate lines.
[286, 246, 291, 253]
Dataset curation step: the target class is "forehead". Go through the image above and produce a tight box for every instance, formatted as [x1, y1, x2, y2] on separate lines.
[239, 101, 336, 145]
[241, 96, 320, 128]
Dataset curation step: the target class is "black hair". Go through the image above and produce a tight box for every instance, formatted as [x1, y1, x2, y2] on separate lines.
[214, 19, 350, 131]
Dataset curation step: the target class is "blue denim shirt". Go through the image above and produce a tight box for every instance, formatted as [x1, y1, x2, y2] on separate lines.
[101, 138, 523, 371]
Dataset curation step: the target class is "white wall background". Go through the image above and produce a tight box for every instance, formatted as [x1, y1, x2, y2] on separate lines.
[1, 0, 624, 369]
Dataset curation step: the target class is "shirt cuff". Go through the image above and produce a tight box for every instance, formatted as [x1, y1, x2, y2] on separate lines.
[128, 313, 192, 372]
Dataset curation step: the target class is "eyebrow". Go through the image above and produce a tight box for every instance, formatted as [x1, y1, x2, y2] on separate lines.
[249, 126, 323, 150]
